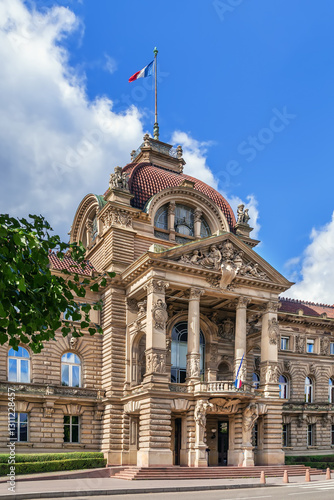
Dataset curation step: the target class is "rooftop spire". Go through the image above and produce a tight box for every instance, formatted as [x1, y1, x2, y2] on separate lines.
[153, 47, 159, 140]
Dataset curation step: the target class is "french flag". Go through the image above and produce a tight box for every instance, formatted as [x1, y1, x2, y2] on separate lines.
[129, 60, 154, 82]
[234, 354, 244, 389]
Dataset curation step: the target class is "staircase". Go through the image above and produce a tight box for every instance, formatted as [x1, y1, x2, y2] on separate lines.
[113, 465, 326, 481]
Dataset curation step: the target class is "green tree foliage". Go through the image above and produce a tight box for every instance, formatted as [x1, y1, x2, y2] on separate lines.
[0, 214, 114, 353]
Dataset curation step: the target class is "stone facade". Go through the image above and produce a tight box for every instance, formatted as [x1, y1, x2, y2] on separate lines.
[1, 136, 334, 465]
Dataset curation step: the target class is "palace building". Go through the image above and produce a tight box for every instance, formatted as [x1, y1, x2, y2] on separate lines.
[1, 134, 334, 467]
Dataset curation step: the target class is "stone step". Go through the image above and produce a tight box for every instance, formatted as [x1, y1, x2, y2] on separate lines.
[114, 465, 326, 481]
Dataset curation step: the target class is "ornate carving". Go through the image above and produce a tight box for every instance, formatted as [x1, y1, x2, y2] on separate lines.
[43, 403, 54, 418]
[168, 201, 176, 215]
[109, 166, 129, 190]
[261, 363, 279, 384]
[295, 335, 305, 354]
[68, 336, 78, 349]
[320, 336, 330, 356]
[243, 403, 259, 432]
[218, 318, 235, 340]
[126, 298, 138, 314]
[194, 208, 202, 223]
[178, 240, 270, 286]
[268, 318, 279, 345]
[152, 299, 168, 330]
[101, 207, 132, 229]
[194, 400, 213, 428]
[208, 398, 241, 414]
[144, 279, 169, 295]
[209, 344, 218, 364]
[166, 338, 172, 353]
[254, 357, 261, 370]
[236, 204, 250, 225]
[283, 360, 291, 373]
[137, 300, 147, 315]
[265, 301, 279, 313]
[187, 354, 201, 378]
[189, 287, 205, 300]
[237, 296, 251, 309]
[146, 351, 166, 374]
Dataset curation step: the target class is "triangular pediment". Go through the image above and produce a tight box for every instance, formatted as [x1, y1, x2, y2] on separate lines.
[150, 233, 292, 291]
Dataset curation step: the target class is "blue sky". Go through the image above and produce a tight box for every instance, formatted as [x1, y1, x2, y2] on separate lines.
[1, 0, 334, 302]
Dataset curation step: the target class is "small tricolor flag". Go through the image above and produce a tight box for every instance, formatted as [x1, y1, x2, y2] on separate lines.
[128, 60, 154, 82]
[234, 354, 244, 389]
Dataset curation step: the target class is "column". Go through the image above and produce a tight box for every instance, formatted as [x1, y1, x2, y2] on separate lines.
[234, 297, 249, 382]
[258, 300, 285, 465]
[194, 209, 202, 239]
[168, 202, 175, 242]
[186, 288, 204, 382]
[143, 278, 169, 385]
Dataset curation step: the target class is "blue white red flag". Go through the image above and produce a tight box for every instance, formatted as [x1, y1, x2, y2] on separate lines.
[129, 60, 154, 82]
[234, 354, 244, 389]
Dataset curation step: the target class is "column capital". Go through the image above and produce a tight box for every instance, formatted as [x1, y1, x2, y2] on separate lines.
[236, 296, 250, 309]
[189, 287, 205, 300]
[144, 279, 169, 295]
[264, 300, 279, 314]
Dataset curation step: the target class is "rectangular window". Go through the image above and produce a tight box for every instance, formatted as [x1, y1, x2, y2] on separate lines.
[252, 423, 258, 447]
[330, 343, 334, 355]
[64, 415, 80, 443]
[282, 424, 290, 447]
[332, 425, 334, 446]
[307, 339, 314, 353]
[307, 424, 314, 446]
[10, 413, 28, 442]
[281, 337, 289, 350]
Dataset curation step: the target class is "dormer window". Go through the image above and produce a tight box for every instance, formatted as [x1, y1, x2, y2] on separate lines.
[154, 203, 211, 243]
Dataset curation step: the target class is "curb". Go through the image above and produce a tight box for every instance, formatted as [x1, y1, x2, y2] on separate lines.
[0, 482, 277, 499]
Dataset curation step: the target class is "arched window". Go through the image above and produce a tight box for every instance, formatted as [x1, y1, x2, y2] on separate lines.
[8, 347, 30, 383]
[171, 321, 205, 383]
[329, 378, 334, 403]
[279, 375, 289, 399]
[61, 353, 81, 387]
[252, 373, 260, 389]
[305, 377, 313, 403]
[153, 203, 211, 243]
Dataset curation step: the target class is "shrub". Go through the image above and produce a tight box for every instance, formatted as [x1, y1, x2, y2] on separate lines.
[0, 452, 103, 464]
[0, 454, 106, 476]
[285, 455, 334, 469]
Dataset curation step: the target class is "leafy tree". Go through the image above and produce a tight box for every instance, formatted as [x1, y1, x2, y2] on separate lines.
[0, 214, 114, 353]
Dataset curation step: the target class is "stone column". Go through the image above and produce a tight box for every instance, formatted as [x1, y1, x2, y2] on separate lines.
[234, 297, 250, 382]
[258, 300, 285, 465]
[168, 202, 176, 242]
[186, 288, 204, 382]
[143, 279, 169, 385]
[194, 209, 202, 239]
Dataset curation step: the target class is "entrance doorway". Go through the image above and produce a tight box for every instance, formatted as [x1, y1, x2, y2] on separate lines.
[218, 421, 229, 466]
[174, 418, 182, 465]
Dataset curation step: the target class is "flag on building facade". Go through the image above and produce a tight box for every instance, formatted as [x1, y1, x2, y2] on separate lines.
[234, 354, 244, 389]
[128, 60, 154, 82]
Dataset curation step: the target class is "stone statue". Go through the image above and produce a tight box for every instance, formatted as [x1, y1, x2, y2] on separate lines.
[201, 245, 222, 270]
[109, 166, 129, 190]
[237, 204, 251, 225]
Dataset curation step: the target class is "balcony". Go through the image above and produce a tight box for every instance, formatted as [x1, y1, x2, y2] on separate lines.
[0, 381, 104, 400]
[169, 380, 257, 396]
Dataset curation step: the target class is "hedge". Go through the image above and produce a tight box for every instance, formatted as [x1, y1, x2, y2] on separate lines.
[0, 452, 104, 464]
[0, 456, 106, 476]
[286, 455, 334, 465]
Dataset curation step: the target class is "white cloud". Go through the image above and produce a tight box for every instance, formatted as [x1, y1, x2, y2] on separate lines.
[171, 131, 260, 239]
[282, 213, 334, 304]
[104, 54, 117, 74]
[0, 0, 144, 238]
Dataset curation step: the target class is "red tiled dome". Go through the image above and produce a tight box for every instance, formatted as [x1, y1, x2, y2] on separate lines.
[123, 162, 236, 230]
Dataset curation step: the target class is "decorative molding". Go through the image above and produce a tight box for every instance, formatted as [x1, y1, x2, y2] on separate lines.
[187, 353, 201, 378]
[100, 206, 132, 229]
[268, 318, 279, 345]
[295, 334, 306, 354]
[146, 350, 166, 374]
[208, 397, 241, 414]
[63, 404, 83, 416]
[261, 363, 279, 384]
[218, 318, 235, 340]
[126, 298, 138, 314]
[144, 279, 169, 295]
[320, 336, 330, 356]
[152, 299, 168, 330]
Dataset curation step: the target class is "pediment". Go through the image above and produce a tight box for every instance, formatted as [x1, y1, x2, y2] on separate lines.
[152, 233, 292, 291]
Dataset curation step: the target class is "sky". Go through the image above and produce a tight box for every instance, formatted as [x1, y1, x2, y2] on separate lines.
[1, 0, 334, 304]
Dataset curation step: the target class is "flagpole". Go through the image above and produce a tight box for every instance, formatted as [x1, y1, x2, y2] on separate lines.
[153, 47, 159, 140]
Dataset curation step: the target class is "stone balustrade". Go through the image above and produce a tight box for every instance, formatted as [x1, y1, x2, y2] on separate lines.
[169, 380, 256, 395]
[0, 381, 103, 399]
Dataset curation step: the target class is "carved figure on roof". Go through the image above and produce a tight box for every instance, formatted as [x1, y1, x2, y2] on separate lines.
[237, 204, 251, 225]
[201, 245, 222, 270]
[109, 166, 129, 190]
